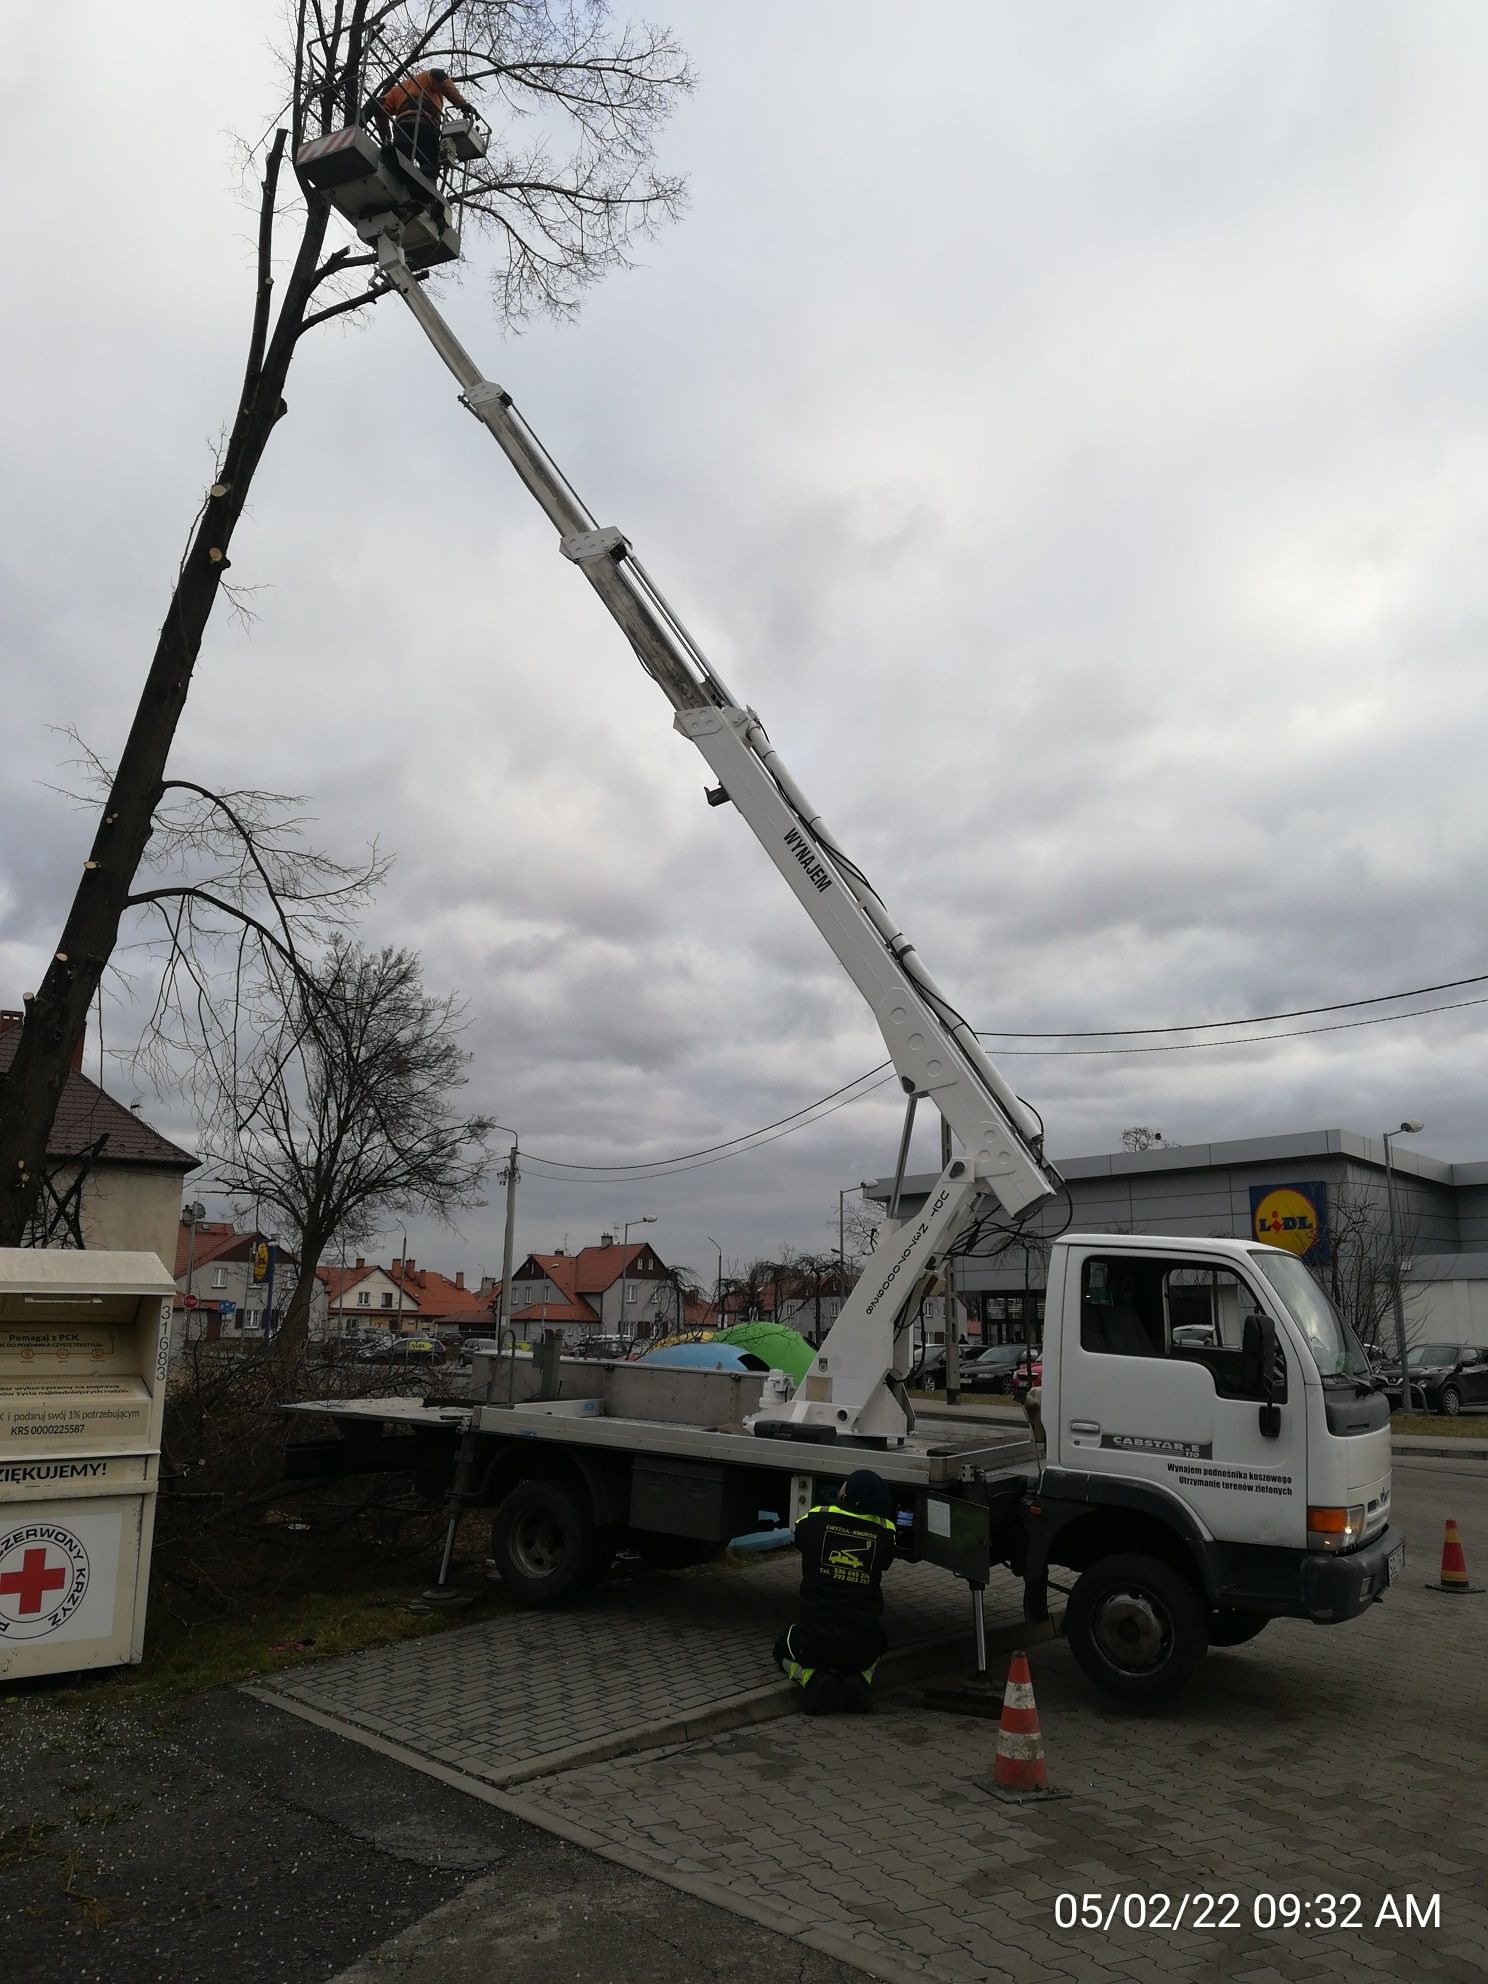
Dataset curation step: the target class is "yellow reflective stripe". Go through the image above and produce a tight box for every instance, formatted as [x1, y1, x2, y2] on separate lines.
[805, 1503, 896, 1533]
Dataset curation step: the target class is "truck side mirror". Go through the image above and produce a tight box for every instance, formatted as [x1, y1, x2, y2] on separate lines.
[1243, 1311, 1282, 1437]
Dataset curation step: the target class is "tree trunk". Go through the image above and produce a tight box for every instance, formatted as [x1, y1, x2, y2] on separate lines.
[0, 176, 330, 1247]
[274, 1221, 329, 1365]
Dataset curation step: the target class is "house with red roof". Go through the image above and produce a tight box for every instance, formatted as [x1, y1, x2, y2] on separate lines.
[174, 1223, 326, 1341]
[317, 1254, 488, 1336]
[491, 1232, 684, 1343]
[385, 1257, 487, 1332]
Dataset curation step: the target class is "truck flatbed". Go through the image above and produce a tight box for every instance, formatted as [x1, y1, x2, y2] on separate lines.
[288, 1392, 1036, 1488]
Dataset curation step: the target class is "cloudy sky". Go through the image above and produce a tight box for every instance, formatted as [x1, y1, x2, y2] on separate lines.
[4, 2, 1488, 1285]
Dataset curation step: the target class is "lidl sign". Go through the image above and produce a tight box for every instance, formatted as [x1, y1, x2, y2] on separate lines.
[1250, 1182, 1329, 1265]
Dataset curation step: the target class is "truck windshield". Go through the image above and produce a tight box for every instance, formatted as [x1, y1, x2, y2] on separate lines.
[1251, 1251, 1370, 1379]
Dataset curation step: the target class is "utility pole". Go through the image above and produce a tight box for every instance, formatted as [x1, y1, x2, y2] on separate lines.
[496, 1137, 520, 1344]
[941, 1116, 961, 1406]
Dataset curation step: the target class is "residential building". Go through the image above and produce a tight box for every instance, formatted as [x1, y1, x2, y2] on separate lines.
[863, 1128, 1488, 1350]
[321, 1259, 417, 1332]
[318, 1255, 488, 1336]
[491, 1234, 681, 1343]
[1, 1009, 197, 1262]
[173, 1223, 327, 1344]
[385, 1257, 487, 1333]
[718, 1263, 859, 1344]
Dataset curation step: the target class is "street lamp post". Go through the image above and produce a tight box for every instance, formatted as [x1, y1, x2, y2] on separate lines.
[1383, 1121, 1425, 1411]
[394, 1225, 408, 1339]
[181, 1200, 206, 1341]
[708, 1235, 724, 1323]
[621, 1215, 657, 1343]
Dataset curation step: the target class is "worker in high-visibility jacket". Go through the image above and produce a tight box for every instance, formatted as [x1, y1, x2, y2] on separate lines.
[773, 1469, 898, 1714]
[365, 68, 474, 205]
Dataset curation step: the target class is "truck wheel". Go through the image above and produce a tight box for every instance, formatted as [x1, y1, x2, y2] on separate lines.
[1439, 1386, 1462, 1418]
[491, 1478, 602, 1604]
[1065, 1553, 1208, 1704]
[1208, 1609, 1268, 1648]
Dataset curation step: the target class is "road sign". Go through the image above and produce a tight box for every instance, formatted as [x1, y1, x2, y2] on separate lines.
[183, 1293, 199, 1311]
[218, 1300, 237, 1323]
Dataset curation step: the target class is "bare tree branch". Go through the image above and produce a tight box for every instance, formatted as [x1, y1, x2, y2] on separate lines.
[243, 130, 289, 395]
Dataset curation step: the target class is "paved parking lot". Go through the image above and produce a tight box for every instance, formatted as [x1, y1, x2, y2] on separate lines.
[260, 1459, 1488, 1983]
[254, 1551, 994, 1789]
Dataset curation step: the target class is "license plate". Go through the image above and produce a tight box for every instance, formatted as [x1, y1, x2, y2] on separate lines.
[1387, 1542, 1405, 1585]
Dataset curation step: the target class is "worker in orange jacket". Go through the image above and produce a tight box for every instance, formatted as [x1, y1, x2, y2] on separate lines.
[367, 68, 474, 192]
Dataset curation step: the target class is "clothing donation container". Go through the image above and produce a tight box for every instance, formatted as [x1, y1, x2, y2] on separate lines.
[0, 1249, 174, 1678]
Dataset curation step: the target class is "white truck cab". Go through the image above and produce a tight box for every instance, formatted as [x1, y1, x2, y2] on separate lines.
[1028, 1232, 1397, 1700]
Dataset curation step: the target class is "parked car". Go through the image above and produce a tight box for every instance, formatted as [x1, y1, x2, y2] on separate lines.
[960, 1344, 1030, 1394]
[1009, 1353, 1042, 1405]
[1377, 1342, 1488, 1416]
[576, 1334, 628, 1360]
[908, 1343, 946, 1390]
[358, 1332, 446, 1364]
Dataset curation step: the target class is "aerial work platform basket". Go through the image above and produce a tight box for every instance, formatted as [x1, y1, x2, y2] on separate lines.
[295, 111, 488, 270]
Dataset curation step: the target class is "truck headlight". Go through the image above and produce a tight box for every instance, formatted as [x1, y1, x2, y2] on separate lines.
[1307, 1504, 1366, 1552]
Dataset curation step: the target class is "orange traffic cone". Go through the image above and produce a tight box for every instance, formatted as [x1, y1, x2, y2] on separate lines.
[1428, 1518, 1482, 1594]
[986, 1651, 1068, 1803]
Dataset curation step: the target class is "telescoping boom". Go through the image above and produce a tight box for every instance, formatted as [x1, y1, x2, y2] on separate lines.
[301, 127, 1063, 1442]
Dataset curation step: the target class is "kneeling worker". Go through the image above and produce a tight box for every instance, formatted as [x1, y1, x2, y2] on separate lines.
[774, 1469, 898, 1714]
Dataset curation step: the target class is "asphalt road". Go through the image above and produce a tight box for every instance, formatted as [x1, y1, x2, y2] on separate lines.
[1388, 1450, 1488, 1563]
[4, 1687, 860, 1984]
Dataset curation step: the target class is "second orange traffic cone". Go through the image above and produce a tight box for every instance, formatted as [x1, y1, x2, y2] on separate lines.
[987, 1651, 1068, 1803]
[1428, 1518, 1482, 1594]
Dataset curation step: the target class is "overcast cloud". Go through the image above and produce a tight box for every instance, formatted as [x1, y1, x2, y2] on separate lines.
[3, 1, 1487, 1284]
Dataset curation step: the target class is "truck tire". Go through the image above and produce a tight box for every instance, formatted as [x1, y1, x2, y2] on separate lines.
[1208, 1609, 1268, 1648]
[1439, 1385, 1462, 1417]
[1065, 1552, 1208, 1704]
[491, 1478, 605, 1604]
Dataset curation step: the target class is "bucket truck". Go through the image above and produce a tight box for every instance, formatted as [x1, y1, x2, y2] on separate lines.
[286, 108, 1401, 1703]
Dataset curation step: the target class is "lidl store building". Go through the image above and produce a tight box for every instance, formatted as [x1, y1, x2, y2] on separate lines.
[865, 1129, 1488, 1350]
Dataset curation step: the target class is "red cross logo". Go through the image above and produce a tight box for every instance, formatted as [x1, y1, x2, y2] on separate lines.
[0, 1546, 68, 1615]
[0, 1525, 89, 1638]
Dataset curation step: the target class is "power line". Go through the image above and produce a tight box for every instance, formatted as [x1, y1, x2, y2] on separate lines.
[520, 1072, 899, 1182]
[513, 974, 1488, 1181]
[517, 1061, 893, 1173]
[989, 992, 1488, 1056]
[976, 968, 1488, 1038]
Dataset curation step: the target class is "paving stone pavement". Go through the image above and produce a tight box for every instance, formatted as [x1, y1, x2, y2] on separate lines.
[504, 1471, 1488, 1984]
[253, 1553, 1002, 1788]
[255, 1464, 1488, 1982]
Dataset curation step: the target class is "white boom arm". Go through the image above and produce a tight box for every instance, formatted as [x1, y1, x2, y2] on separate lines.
[373, 229, 1061, 1444]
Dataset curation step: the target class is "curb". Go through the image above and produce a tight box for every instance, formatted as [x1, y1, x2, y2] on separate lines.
[250, 1612, 1053, 1984]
